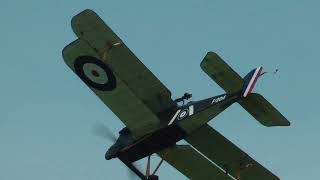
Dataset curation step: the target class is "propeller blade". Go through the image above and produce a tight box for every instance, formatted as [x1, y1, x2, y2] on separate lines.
[92, 122, 117, 142]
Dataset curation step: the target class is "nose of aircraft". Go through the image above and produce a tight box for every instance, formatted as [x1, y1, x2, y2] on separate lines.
[105, 146, 117, 160]
[105, 151, 112, 160]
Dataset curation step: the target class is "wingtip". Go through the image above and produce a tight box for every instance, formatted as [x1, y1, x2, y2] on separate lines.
[61, 39, 79, 62]
[281, 117, 291, 126]
[71, 9, 99, 37]
[200, 51, 218, 68]
[285, 121, 291, 126]
[268, 120, 291, 127]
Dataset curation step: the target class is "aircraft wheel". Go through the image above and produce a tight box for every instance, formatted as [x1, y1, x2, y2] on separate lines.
[147, 175, 159, 180]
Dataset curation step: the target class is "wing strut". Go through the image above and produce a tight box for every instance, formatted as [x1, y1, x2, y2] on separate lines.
[152, 158, 165, 176]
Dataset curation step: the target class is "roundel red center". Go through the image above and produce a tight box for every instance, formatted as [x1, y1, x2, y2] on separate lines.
[91, 70, 100, 77]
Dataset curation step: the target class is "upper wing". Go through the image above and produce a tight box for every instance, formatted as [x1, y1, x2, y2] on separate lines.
[158, 145, 233, 180]
[70, 9, 176, 114]
[63, 39, 159, 137]
[201, 52, 244, 93]
[186, 124, 280, 180]
[63, 10, 176, 137]
[238, 93, 290, 126]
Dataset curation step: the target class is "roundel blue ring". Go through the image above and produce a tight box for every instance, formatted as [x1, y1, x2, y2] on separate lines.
[74, 56, 116, 91]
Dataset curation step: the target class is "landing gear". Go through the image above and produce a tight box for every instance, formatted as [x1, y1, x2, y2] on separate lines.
[119, 155, 164, 180]
[144, 155, 163, 180]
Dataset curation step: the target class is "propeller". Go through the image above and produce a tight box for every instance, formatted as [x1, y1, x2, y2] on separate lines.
[92, 123, 161, 180]
[92, 122, 141, 180]
[92, 122, 117, 142]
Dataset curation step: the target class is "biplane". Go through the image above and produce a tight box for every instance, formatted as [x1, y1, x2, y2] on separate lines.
[63, 9, 290, 180]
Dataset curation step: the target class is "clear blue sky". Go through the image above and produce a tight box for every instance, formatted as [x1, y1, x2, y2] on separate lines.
[1, 1, 319, 179]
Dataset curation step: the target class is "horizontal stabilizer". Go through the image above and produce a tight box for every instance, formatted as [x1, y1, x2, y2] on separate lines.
[201, 52, 244, 93]
[238, 93, 290, 126]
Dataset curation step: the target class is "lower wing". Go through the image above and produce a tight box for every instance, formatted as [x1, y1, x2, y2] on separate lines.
[186, 124, 280, 180]
[158, 145, 233, 180]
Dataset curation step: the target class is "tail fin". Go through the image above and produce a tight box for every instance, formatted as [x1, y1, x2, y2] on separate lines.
[241, 67, 263, 97]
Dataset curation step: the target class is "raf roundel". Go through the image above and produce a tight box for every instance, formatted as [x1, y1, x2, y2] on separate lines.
[177, 109, 189, 120]
[74, 56, 116, 91]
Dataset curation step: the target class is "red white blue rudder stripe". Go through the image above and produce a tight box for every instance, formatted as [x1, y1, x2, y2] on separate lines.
[242, 67, 263, 97]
